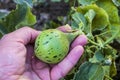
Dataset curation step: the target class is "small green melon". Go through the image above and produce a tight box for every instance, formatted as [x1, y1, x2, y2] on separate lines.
[34, 29, 80, 64]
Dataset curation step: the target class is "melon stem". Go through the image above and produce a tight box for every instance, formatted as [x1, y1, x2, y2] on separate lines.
[65, 30, 82, 43]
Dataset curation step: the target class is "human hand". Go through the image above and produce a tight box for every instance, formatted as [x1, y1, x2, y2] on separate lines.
[0, 26, 87, 80]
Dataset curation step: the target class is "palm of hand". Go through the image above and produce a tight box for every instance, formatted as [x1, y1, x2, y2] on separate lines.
[0, 35, 50, 80]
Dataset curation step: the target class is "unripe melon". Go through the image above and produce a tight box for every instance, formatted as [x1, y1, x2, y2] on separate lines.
[34, 29, 80, 64]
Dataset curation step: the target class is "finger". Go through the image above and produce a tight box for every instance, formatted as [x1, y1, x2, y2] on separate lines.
[57, 26, 87, 48]
[1, 27, 40, 45]
[32, 58, 51, 80]
[57, 25, 72, 32]
[51, 45, 84, 80]
[71, 35, 87, 49]
[26, 44, 34, 64]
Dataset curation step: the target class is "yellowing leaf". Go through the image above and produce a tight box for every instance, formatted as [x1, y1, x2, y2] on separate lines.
[76, 4, 110, 31]
[96, 0, 120, 24]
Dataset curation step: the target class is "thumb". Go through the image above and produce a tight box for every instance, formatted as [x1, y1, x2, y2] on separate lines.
[1, 27, 40, 45]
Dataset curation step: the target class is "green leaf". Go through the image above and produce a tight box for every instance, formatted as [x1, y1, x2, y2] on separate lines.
[84, 9, 96, 38]
[96, 24, 120, 46]
[33, 0, 46, 5]
[112, 0, 120, 6]
[84, 9, 96, 23]
[104, 25, 120, 45]
[101, 46, 117, 66]
[104, 45, 117, 57]
[51, 0, 61, 2]
[71, 21, 78, 29]
[60, 78, 66, 80]
[73, 62, 105, 80]
[42, 20, 61, 30]
[100, 24, 120, 45]
[76, 4, 110, 31]
[0, 24, 7, 38]
[103, 66, 110, 76]
[0, 10, 9, 19]
[78, 0, 98, 6]
[113, 24, 120, 43]
[13, 0, 33, 7]
[15, 6, 36, 29]
[0, 33, 2, 38]
[0, 24, 8, 35]
[64, 0, 69, 3]
[96, 0, 120, 24]
[89, 50, 105, 63]
[0, 3, 36, 34]
[72, 12, 87, 30]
